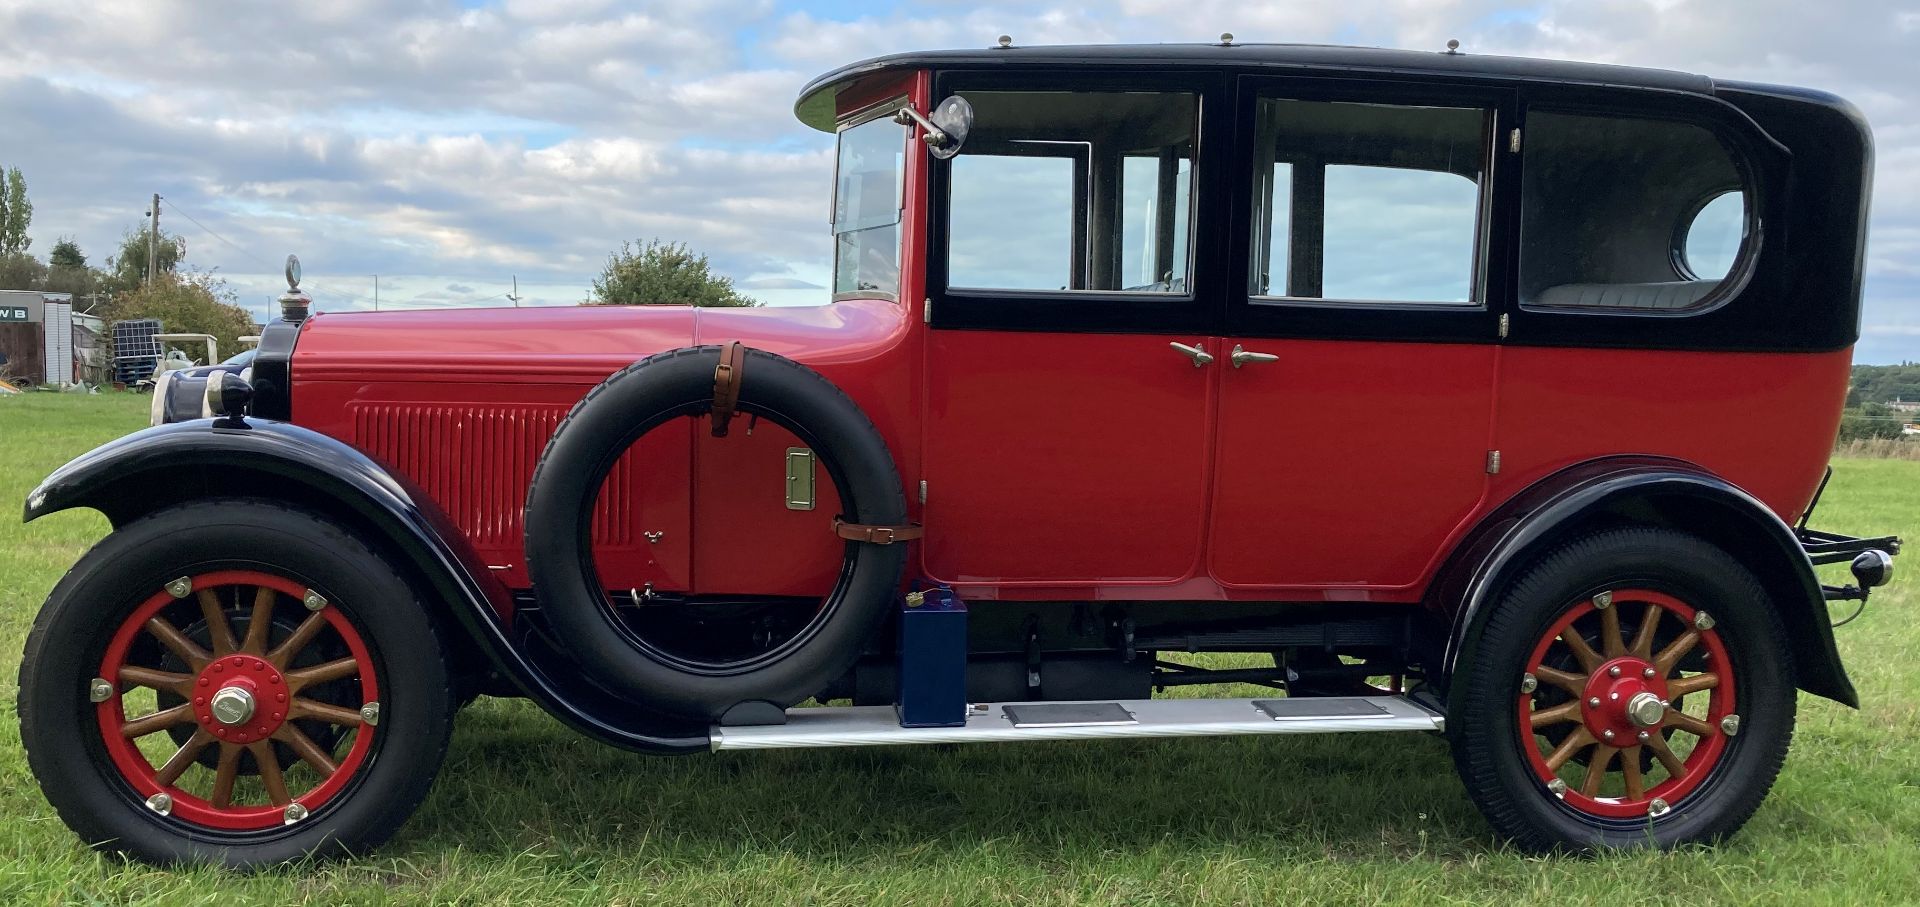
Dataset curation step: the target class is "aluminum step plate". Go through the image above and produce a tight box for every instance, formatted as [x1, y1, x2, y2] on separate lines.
[709, 696, 1442, 751]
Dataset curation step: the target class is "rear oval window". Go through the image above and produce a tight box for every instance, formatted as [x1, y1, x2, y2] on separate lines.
[1679, 191, 1745, 281]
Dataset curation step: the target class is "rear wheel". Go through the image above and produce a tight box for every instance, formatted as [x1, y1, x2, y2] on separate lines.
[1449, 526, 1794, 851]
[18, 500, 453, 866]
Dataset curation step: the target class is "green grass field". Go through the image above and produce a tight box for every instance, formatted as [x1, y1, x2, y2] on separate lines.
[2, 392, 1917, 905]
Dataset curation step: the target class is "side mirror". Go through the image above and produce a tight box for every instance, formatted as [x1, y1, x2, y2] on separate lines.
[927, 95, 973, 160]
[895, 96, 974, 160]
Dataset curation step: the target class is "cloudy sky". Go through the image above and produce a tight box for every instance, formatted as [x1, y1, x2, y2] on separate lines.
[1, 0, 1916, 360]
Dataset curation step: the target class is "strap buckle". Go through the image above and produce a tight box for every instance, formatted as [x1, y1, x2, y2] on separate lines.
[832, 518, 925, 545]
[711, 341, 746, 437]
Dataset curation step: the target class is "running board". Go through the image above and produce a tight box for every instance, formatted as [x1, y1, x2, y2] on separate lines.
[709, 695, 1443, 751]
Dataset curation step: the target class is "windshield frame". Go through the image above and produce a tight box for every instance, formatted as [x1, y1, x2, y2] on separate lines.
[830, 96, 911, 303]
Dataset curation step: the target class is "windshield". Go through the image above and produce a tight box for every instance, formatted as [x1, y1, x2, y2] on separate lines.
[831, 109, 907, 299]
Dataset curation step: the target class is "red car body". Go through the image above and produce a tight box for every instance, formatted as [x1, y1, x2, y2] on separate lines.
[289, 65, 1848, 614]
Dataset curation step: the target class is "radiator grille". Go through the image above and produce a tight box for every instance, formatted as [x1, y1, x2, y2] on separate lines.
[351, 403, 633, 548]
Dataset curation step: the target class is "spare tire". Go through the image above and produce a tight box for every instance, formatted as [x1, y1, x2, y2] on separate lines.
[523, 345, 909, 721]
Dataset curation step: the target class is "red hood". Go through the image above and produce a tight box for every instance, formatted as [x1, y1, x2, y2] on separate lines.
[292, 299, 909, 383]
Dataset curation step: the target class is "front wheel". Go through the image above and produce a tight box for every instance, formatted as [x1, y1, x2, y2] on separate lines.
[1449, 526, 1795, 851]
[18, 500, 454, 866]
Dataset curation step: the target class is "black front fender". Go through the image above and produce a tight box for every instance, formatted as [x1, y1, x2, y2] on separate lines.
[25, 417, 710, 753]
[1434, 457, 1856, 707]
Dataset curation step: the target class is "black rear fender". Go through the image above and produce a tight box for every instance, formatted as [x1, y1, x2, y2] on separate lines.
[1432, 456, 1856, 708]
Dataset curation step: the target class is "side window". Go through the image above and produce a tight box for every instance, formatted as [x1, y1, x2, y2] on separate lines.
[1249, 98, 1489, 305]
[946, 91, 1196, 294]
[1521, 110, 1750, 311]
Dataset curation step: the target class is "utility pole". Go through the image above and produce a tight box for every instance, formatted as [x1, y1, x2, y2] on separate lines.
[373, 274, 379, 311]
[509, 275, 522, 307]
[146, 193, 161, 286]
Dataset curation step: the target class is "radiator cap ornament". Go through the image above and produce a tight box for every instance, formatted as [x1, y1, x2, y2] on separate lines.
[279, 254, 311, 323]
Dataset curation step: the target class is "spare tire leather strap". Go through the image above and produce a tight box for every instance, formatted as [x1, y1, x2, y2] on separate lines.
[711, 341, 746, 437]
[833, 518, 925, 544]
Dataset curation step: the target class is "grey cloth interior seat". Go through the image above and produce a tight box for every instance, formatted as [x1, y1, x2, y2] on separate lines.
[1534, 280, 1720, 310]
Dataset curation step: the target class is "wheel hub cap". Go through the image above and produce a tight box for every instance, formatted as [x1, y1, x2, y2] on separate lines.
[1626, 691, 1667, 728]
[190, 653, 290, 743]
[1579, 655, 1669, 741]
[209, 686, 256, 726]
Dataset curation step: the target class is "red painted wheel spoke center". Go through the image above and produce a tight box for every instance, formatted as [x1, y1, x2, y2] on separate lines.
[1580, 656, 1669, 742]
[192, 654, 288, 744]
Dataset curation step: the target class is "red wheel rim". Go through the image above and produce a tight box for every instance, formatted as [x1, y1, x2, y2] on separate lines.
[94, 570, 379, 831]
[1516, 589, 1736, 819]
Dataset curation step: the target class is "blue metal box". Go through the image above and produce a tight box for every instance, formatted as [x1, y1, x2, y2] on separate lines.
[896, 587, 968, 727]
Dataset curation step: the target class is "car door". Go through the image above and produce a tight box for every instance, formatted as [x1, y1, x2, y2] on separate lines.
[920, 73, 1227, 589]
[1208, 79, 1513, 592]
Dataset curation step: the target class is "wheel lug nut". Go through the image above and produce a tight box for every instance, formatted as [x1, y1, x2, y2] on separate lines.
[1649, 797, 1672, 817]
[1608, 666, 1622, 678]
[199, 678, 209, 687]
[1643, 667, 1657, 679]
[145, 792, 173, 815]
[1547, 779, 1568, 797]
[1603, 729, 1615, 741]
[1721, 714, 1742, 736]
[1593, 591, 1613, 609]
[88, 678, 115, 703]
[1520, 673, 1538, 694]
[1637, 730, 1650, 741]
[1588, 697, 1601, 708]
[1694, 611, 1715, 630]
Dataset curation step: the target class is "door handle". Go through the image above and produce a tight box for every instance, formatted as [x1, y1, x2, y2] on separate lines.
[1169, 342, 1215, 367]
[1229, 344, 1279, 368]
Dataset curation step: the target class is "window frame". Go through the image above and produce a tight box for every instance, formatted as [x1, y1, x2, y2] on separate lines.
[926, 69, 1228, 336]
[1504, 85, 1787, 344]
[1515, 105, 1761, 317]
[830, 95, 912, 303]
[1225, 76, 1518, 345]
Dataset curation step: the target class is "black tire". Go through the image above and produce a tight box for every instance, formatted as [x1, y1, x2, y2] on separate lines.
[524, 345, 908, 721]
[1449, 526, 1795, 851]
[18, 500, 454, 867]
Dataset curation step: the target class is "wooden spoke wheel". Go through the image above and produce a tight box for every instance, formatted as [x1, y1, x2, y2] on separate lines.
[96, 571, 377, 831]
[19, 501, 453, 866]
[1449, 527, 1795, 852]
[1517, 589, 1736, 819]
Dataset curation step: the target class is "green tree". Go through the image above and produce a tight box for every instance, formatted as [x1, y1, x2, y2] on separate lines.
[0, 167, 31, 254]
[0, 251, 45, 291]
[1837, 403, 1909, 443]
[42, 237, 94, 297]
[587, 238, 757, 307]
[103, 225, 184, 295]
[48, 238, 85, 270]
[100, 271, 256, 360]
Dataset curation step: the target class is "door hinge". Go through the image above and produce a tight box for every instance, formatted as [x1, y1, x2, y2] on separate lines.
[1508, 127, 1522, 153]
[1498, 312, 1510, 338]
[1486, 450, 1503, 475]
[923, 298, 932, 323]
[918, 479, 928, 505]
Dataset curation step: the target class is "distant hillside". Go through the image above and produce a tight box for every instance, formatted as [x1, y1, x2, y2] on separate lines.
[1849, 363, 1920, 406]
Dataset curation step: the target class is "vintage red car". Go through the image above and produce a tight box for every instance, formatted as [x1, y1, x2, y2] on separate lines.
[19, 41, 1901, 865]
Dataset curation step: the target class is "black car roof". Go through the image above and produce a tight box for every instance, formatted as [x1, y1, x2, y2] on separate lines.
[795, 42, 1718, 130]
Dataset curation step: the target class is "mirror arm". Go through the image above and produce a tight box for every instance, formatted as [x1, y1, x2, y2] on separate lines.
[892, 106, 952, 150]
